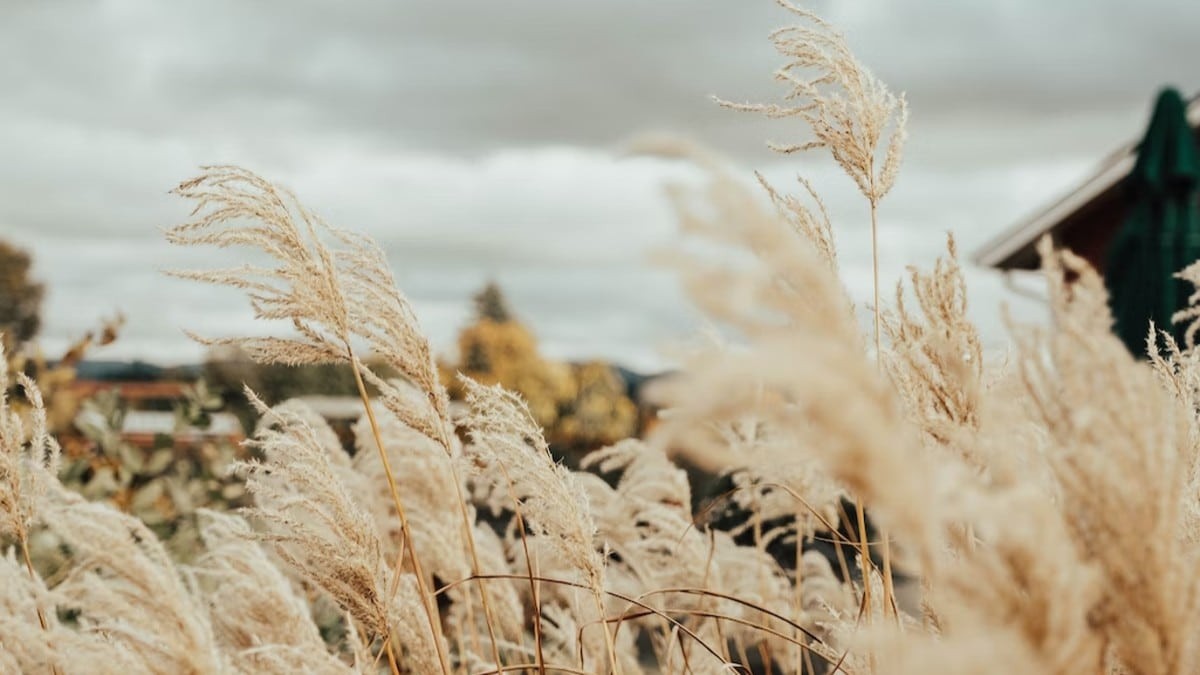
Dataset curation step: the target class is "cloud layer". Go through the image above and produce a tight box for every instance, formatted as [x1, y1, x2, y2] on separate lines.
[1, 1, 1195, 369]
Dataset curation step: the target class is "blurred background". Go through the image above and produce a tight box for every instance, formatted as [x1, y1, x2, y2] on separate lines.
[0, 1, 1197, 469]
[0, 0, 1195, 364]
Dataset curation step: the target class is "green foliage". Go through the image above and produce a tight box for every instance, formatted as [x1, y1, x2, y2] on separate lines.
[173, 379, 225, 430]
[57, 388, 250, 562]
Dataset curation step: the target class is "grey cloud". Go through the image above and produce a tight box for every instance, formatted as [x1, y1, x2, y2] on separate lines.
[4, 152, 1063, 369]
[0, 1, 1188, 367]
[5, 1, 1193, 160]
[835, 1, 1199, 112]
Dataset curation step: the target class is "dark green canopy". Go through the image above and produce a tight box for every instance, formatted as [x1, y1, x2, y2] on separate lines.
[1106, 88, 1200, 355]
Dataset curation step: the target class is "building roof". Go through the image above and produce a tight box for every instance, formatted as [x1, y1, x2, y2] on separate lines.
[973, 94, 1200, 271]
[69, 379, 190, 401]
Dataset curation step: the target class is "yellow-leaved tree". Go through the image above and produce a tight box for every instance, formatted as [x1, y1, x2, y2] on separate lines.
[442, 283, 638, 455]
[445, 283, 575, 430]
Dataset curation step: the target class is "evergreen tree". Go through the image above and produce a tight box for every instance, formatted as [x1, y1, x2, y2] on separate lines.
[473, 281, 512, 323]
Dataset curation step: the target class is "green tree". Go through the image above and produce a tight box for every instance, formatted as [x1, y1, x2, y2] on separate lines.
[0, 240, 44, 352]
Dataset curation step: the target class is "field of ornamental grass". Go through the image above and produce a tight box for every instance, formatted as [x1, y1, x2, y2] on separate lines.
[4, 3, 1200, 674]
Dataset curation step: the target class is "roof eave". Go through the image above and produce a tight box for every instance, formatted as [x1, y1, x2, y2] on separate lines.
[973, 94, 1200, 272]
[972, 154, 1135, 271]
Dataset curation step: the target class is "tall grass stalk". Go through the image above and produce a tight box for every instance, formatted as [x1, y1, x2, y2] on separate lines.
[348, 349, 450, 675]
[9, 4, 1200, 674]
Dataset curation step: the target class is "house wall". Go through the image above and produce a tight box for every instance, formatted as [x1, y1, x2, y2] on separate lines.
[1058, 193, 1130, 276]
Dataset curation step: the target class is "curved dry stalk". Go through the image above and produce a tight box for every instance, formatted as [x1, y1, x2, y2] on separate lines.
[717, 1, 911, 627]
[486, 455, 547, 673]
[348, 349, 450, 675]
[437, 573, 732, 671]
[609, 608, 846, 674]
[472, 665, 592, 675]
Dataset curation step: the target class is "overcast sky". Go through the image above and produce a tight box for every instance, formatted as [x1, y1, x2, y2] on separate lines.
[1, 0, 1197, 370]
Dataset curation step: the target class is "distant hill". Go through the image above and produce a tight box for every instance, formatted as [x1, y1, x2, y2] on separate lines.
[69, 360, 204, 382]
[68, 358, 674, 405]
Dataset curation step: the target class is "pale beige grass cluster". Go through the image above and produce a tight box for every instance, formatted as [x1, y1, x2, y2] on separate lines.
[6, 4, 1200, 675]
